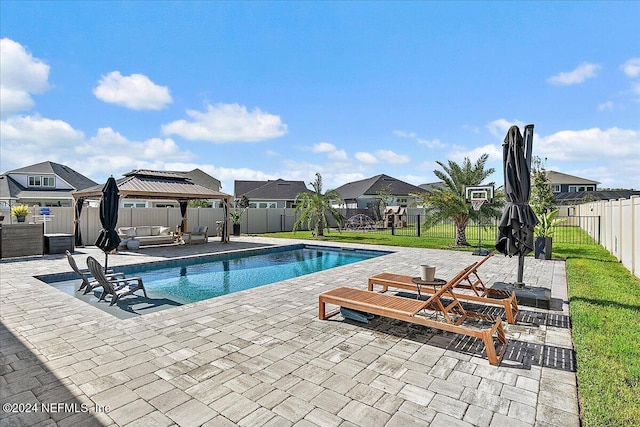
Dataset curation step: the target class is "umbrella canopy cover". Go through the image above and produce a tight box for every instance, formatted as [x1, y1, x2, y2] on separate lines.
[95, 177, 121, 254]
[495, 125, 539, 257]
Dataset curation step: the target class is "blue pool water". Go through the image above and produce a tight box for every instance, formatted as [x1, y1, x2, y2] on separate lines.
[44, 245, 388, 307]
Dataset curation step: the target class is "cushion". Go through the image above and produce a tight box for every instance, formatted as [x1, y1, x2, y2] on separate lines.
[199, 225, 208, 234]
[191, 226, 200, 234]
[125, 228, 137, 237]
[135, 226, 152, 237]
[151, 226, 161, 236]
[159, 226, 170, 236]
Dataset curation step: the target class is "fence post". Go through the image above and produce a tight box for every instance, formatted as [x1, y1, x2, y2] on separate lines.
[391, 219, 395, 236]
[417, 214, 421, 237]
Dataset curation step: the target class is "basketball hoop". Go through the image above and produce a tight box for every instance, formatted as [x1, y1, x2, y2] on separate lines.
[471, 199, 485, 211]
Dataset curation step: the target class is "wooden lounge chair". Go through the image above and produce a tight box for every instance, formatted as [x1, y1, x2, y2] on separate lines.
[367, 254, 519, 324]
[65, 250, 125, 293]
[86, 256, 147, 306]
[319, 268, 508, 366]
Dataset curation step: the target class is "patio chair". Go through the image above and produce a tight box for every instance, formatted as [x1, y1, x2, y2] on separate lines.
[367, 254, 519, 324]
[86, 256, 147, 306]
[183, 225, 208, 244]
[65, 250, 125, 293]
[319, 268, 507, 366]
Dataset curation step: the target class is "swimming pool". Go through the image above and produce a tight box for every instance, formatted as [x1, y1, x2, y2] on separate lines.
[41, 245, 389, 312]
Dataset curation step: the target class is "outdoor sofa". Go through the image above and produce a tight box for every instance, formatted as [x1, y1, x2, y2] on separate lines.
[117, 226, 175, 247]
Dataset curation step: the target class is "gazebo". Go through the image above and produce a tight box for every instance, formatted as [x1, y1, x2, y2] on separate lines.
[72, 170, 233, 244]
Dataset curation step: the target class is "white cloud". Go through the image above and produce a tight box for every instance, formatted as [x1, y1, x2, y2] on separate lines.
[355, 152, 378, 164]
[311, 142, 337, 153]
[93, 71, 172, 110]
[449, 144, 502, 166]
[621, 57, 640, 78]
[417, 138, 446, 149]
[162, 103, 287, 142]
[393, 130, 417, 138]
[536, 127, 639, 161]
[486, 118, 526, 137]
[264, 150, 280, 157]
[547, 62, 601, 86]
[376, 149, 410, 164]
[598, 101, 614, 111]
[0, 38, 50, 114]
[0, 116, 195, 179]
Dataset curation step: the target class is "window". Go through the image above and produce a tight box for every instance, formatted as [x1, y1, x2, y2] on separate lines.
[250, 201, 277, 208]
[28, 175, 55, 187]
[122, 202, 147, 208]
[568, 185, 595, 192]
[552, 184, 561, 193]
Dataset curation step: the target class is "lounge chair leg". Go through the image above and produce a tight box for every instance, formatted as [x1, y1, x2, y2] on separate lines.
[110, 295, 120, 306]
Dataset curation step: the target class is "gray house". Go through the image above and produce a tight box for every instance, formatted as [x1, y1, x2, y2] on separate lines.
[334, 174, 426, 210]
[546, 171, 599, 194]
[0, 161, 97, 208]
[234, 179, 312, 208]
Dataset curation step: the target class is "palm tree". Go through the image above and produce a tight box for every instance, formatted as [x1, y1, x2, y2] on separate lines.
[293, 173, 345, 237]
[422, 154, 502, 246]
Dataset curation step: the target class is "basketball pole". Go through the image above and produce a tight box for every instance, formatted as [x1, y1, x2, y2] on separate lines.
[471, 200, 490, 256]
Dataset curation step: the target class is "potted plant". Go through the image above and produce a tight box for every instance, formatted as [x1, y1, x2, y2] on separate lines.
[230, 210, 244, 236]
[534, 209, 564, 260]
[11, 205, 30, 222]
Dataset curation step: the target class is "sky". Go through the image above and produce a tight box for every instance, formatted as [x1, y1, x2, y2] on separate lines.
[1, 1, 639, 194]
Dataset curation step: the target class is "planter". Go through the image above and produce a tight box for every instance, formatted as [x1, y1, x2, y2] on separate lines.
[126, 239, 140, 250]
[16, 216, 26, 223]
[535, 236, 553, 260]
[420, 265, 436, 281]
[232, 223, 241, 236]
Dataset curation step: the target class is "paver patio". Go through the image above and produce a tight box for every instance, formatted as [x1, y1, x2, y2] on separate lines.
[0, 236, 580, 426]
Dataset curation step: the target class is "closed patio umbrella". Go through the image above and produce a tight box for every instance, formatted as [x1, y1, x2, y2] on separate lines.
[95, 176, 121, 272]
[74, 197, 84, 247]
[495, 124, 539, 285]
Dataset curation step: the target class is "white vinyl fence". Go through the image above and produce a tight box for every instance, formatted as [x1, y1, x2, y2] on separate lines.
[0, 207, 307, 244]
[574, 196, 640, 278]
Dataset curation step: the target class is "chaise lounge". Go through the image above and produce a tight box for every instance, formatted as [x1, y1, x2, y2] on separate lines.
[318, 267, 508, 365]
[367, 254, 519, 324]
[86, 256, 148, 305]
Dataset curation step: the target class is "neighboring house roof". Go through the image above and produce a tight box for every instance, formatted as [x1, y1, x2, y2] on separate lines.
[418, 181, 446, 193]
[335, 174, 426, 200]
[6, 161, 98, 190]
[546, 171, 599, 186]
[234, 179, 312, 200]
[73, 170, 231, 200]
[555, 190, 640, 204]
[0, 161, 98, 201]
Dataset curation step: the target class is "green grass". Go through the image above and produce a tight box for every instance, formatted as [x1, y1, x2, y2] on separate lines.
[258, 230, 640, 426]
[554, 243, 640, 426]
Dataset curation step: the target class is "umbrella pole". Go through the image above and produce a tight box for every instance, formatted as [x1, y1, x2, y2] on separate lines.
[105, 253, 108, 273]
[516, 254, 525, 287]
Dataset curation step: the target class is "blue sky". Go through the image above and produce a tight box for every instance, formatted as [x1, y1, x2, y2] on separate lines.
[1, 1, 639, 193]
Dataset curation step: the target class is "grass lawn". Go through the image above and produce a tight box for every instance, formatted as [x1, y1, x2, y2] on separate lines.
[257, 230, 640, 427]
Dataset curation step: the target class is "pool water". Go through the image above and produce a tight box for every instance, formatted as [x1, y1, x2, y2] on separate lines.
[135, 246, 385, 304]
[45, 245, 388, 308]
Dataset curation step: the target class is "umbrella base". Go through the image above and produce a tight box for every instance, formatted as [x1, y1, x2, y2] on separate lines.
[472, 248, 491, 256]
[490, 282, 551, 310]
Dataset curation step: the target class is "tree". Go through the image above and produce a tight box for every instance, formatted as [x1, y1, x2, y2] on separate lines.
[293, 173, 345, 237]
[530, 156, 556, 217]
[374, 184, 393, 220]
[420, 154, 502, 246]
[188, 199, 211, 208]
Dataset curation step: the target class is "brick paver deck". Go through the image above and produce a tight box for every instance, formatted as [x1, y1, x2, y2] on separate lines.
[0, 236, 580, 426]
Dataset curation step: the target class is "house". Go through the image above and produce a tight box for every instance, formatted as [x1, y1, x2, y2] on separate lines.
[0, 161, 97, 208]
[234, 179, 312, 208]
[81, 169, 224, 208]
[333, 174, 426, 211]
[546, 171, 599, 194]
